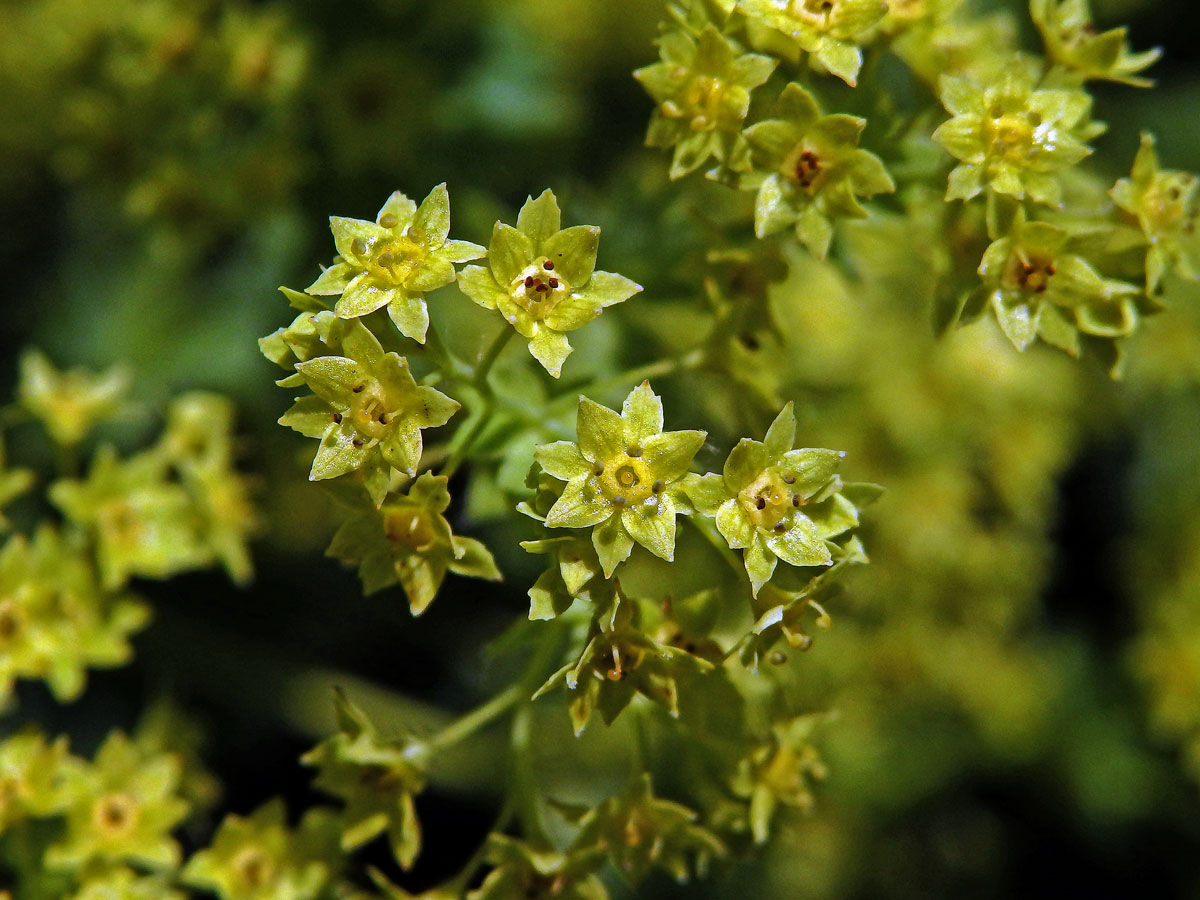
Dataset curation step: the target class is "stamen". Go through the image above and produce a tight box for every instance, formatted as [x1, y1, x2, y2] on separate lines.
[332, 413, 342, 424]
[378, 213, 399, 229]
[626, 446, 643, 458]
[543, 260, 555, 270]
[652, 480, 664, 494]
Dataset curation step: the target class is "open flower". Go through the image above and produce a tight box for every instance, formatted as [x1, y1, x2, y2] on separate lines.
[730, 715, 828, 844]
[17, 349, 130, 448]
[634, 25, 775, 179]
[742, 82, 894, 258]
[932, 65, 1102, 205]
[1031, 0, 1160, 87]
[280, 321, 459, 505]
[325, 473, 500, 615]
[686, 403, 860, 595]
[1111, 132, 1200, 296]
[976, 220, 1140, 355]
[457, 190, 641, 377]
[305, 184, 485, 343]
[738, 0, 887, 86]
[533, 382, 705, 577]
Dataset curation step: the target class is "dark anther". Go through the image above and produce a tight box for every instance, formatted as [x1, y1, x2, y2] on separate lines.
[626, 446, 643, 458]
[525, 275, 535, 289]
[756, 496, 767, 510]
[774, 522, 786, 534]
[535, 283, 548, 292]
[352, 439, 364, 448]
[1045, 264, 1057, 275]
[792, 494, 801, 507]
[612, 495, 627, 508]
[352, 384, 364, 393]
[652, 479, 665, 493]
[378, 413, 388, 424]
[783, 474, 796, 484]
[332, 413, 342, 424]
[543, 260, 555, 270]
[548, 278, 559, 289]
[593, 462, 605, 476]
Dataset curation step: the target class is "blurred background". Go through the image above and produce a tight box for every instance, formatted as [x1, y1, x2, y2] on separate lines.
[2, 0, 1200, 897]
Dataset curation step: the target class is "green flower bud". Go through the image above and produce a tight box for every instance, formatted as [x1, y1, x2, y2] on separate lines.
[1031, 0, 1160, 87]
[932, 65, 1102, 206]
[306, 185, 485, 344]
[742, 83, 894, 258]
[45, 732, 189, 871]
[738, 0, 887, 86]
[0, 728, 84, 832]
[534, 382, 705, 577]
[457, 190, 641, 377]
[634, 25, 775, 178]
[325, 473, 500, 616]
[1111, 133, 1200, 296]
[730, 715, 828, 844]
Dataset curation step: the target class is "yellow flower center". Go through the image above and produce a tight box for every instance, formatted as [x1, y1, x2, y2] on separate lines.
[233, 845, 277, 889]
[354, 233, 428, 288]
[509, 258, 571, 320]
[739, 467, 806, 532]
[0, 598, 23, 647]
[984, 105, 1037, 163]
[346, 379, 397, 444]
[785, 146, 826, 192]
[1002, 248, 1057, 297]
[384, 508, 436, 552]
[664, 75, 746, 134]
[1144, 174, 1199, 238]
[592, 448, 660, 508]
[92, 792, 140, 840]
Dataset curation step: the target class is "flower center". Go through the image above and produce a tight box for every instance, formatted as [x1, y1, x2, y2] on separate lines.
[0, 598, 23, 646]
[509, 258, 570, 319]
[353, 233, 428, 288]
[593, 449, 659, 508]
[739, 467, 806, 532]
[1003, 249, 1057, 296]
[1145, 174, 1199, 237]
[384, 508, 436, 551]
[664, 75, 744, 133]
[233, 845, 276, 889]
[92, 792, 140, 840]
[985, 105, 1037, 163]
[348, 380, 395, 443]
[787, 147, 825, 192]
[789, 0, 838, 29]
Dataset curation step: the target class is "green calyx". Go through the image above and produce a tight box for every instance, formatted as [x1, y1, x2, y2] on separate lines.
[457, 189, 641, 378]
[533, 381, 705, 577]
[635, 25, 776, 179]
[280, 320, 460, 503]
[306, 184, 485, 344]
[743, 82, 894, 258]
[1031, 0, 1160, 87]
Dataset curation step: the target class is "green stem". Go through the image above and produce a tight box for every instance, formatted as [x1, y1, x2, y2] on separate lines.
[422, 318, 473, 381]
[548, 348, 705, 410]
[439, 328, 515, 479]
[474, 326, 516, 394]
[428, 684, 523, 752]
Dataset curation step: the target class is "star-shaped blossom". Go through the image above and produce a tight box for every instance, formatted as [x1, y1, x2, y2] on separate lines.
[1111, 132, 1200, 296]
[1031, 0, 1160, 87]
[686, 403, 861, 596]
[0, 728, 84, 832]
[305, 185, 485, 344]
[730, 715, 828, 844]
[468, 834, 607, 900]
[457, 190, 641, 377]
[325, 473, 500, 615]
[280, 320, 460, 505]
[533, 382, 706, 577]
[17, 349, 130, 448]
[932, 65, 1103, 206]
[634, 25, 776, 179]
[738, 0, 887, 86]
[976, 220, 1140, 358]
[742, 82, 894, 258]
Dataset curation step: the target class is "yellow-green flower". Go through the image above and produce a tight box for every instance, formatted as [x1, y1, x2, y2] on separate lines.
[45, 731, 189, 871]
[976, 220, 1140, 356]
[738, 0, 887, 86]
[280, 321, 459, 505]
[0, 728, 84, 832]
[457, 190, 641, 377]
[634, 25, 775, 179]
[468, 834, 608, 900]
[182, 801, 337, 900]
[534, 382, 705, 577]
[17, 349, 130, 448]
[305, 185, 485, 344]
[1031, 0, 1160, 87]
[932, 65, 1102, 205]
[730, 715, 827, 844]
[742, 82, 894, 258]
[325, 473, 500, 615]
[1111, 132, 1200, 296]
[67, 867, 185, 900]
[301, 691, 428, 870]
[686, 403, 860, 596]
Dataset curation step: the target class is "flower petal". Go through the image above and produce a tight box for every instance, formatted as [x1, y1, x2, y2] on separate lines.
[410, 183, 450, 246]
[577, 398, 624, 462]
[592, 514, 634, 577]
[543, 225, 599, 284]
[546, 478, 611, 528]
[640, 429, 706, 481]
[517, 189, 562, 247]
[534, 441, 591, 480]
[715, 498, 754, 549]
[622, 494, 678, 562]
[621, 381, 664, 441]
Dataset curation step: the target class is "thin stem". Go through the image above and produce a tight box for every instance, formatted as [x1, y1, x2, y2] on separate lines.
[428, 684, 523, 752]
[422, 319, 473, 381]
[548, 348, 705, 410]
[474, 326, 516, 394]
[438, 328, 514, 479]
